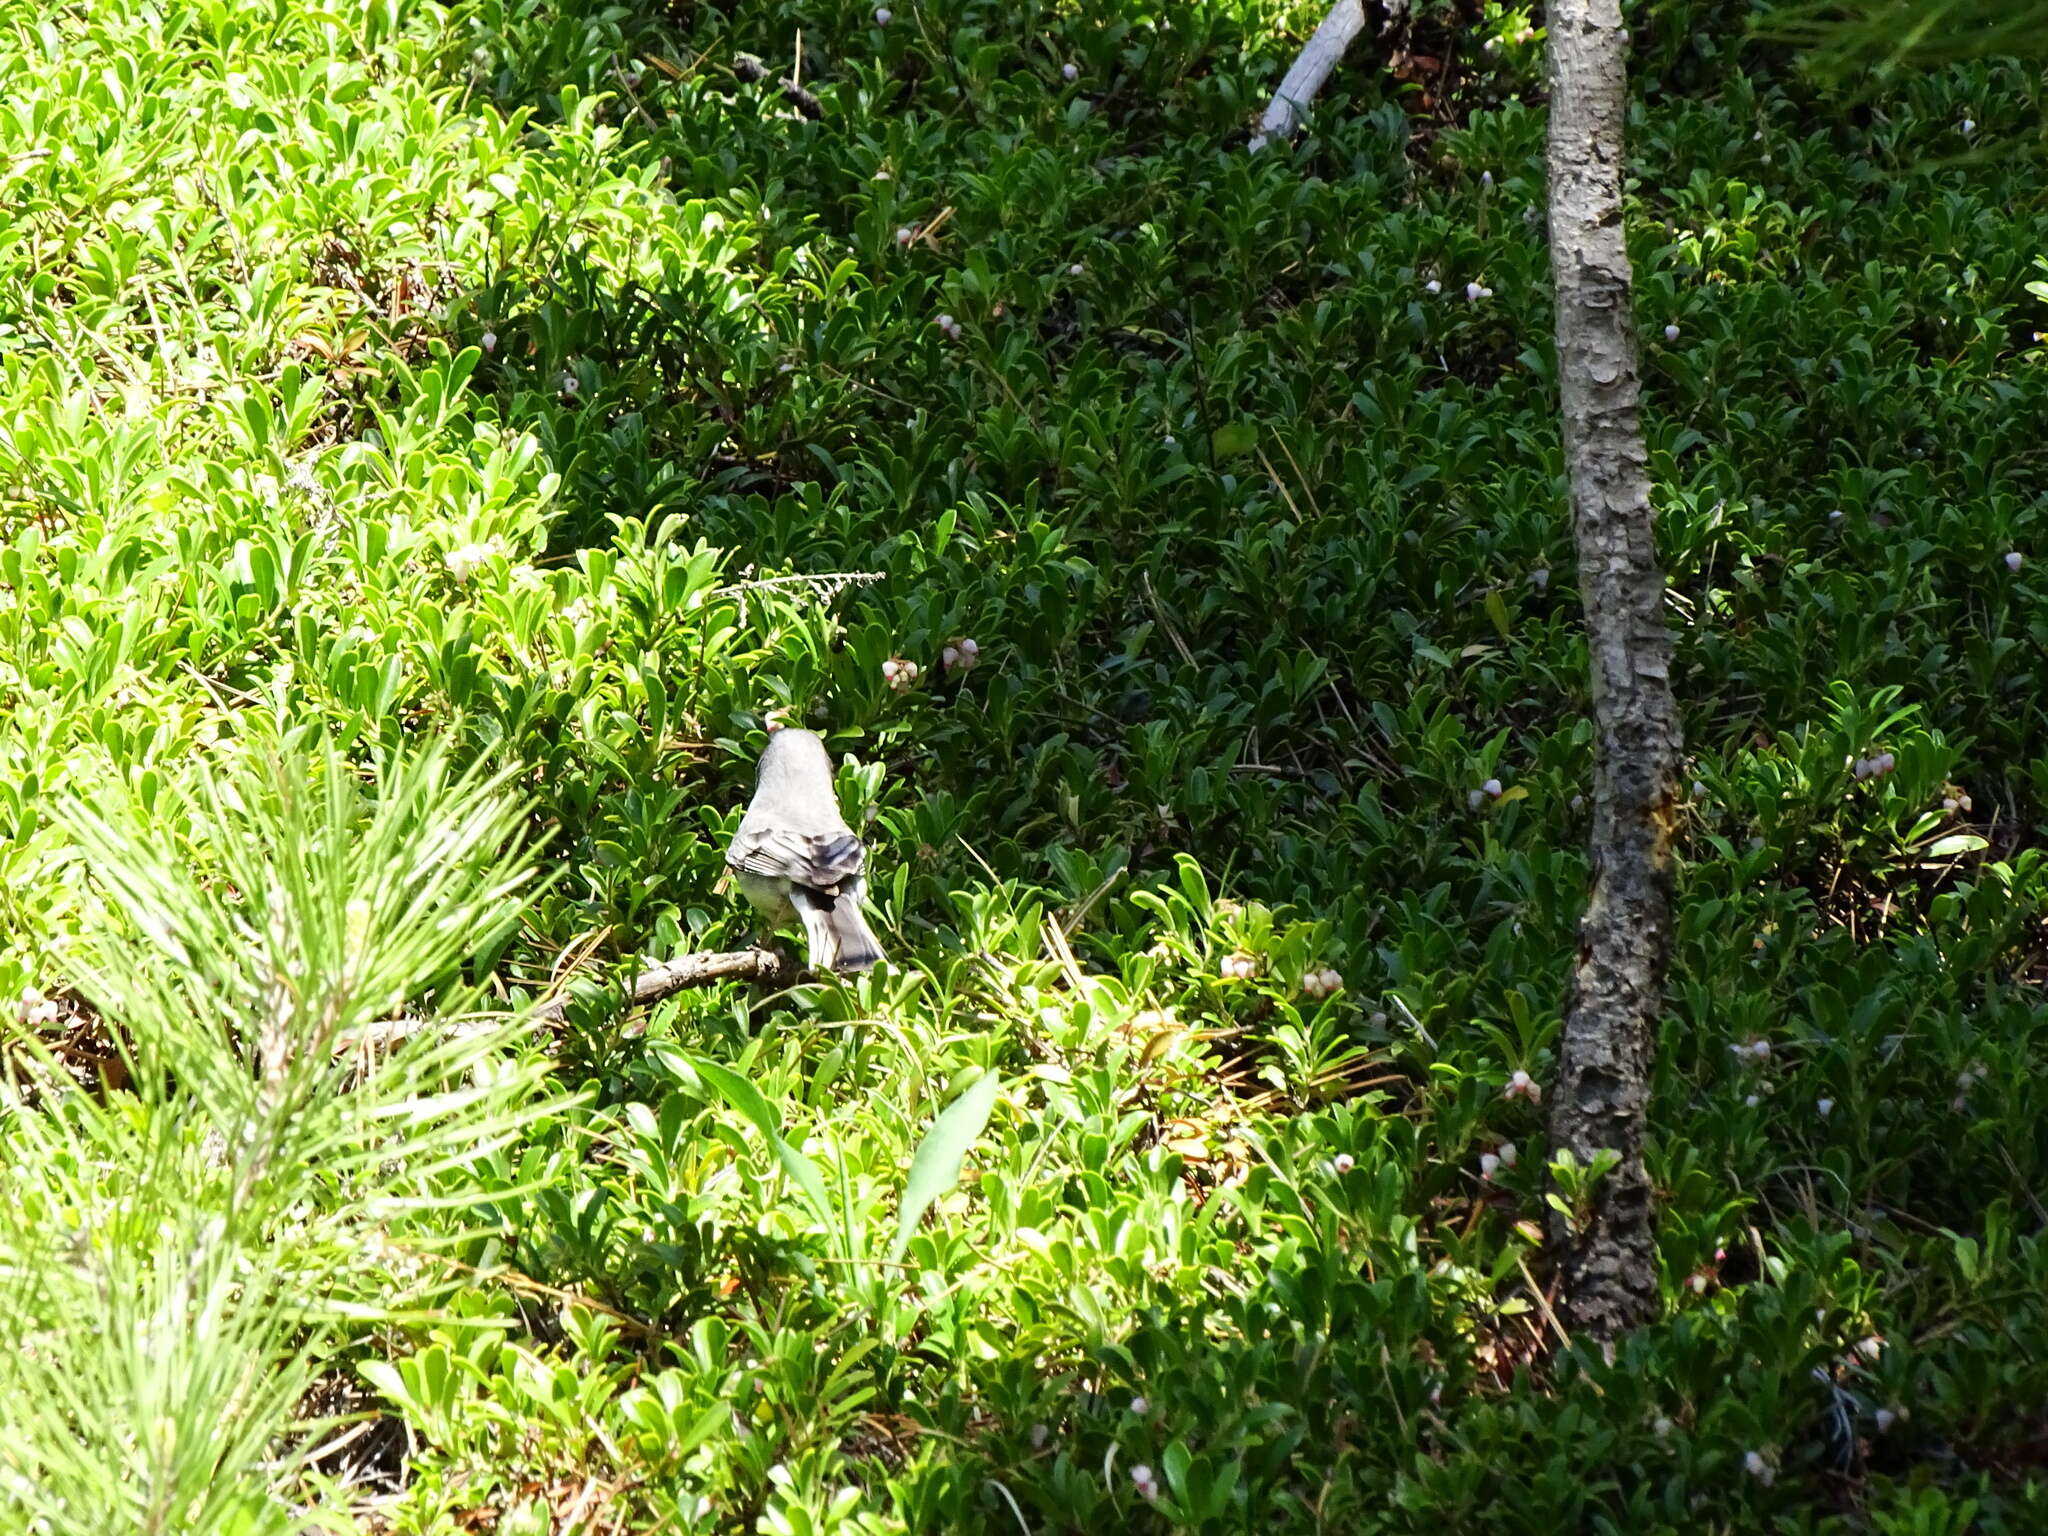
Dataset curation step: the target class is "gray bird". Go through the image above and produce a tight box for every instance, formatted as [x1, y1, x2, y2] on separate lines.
[726, 728, 885, 973]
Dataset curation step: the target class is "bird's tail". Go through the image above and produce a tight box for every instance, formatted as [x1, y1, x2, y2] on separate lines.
[791, 886, 885, 973]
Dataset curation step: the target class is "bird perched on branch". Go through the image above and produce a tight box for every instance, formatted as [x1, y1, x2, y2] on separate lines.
[726, 727, 885, 973]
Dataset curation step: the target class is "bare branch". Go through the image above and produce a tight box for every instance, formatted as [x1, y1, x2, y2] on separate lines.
[1249, 0, 1367, 152]
[333, 948, 797, 1059]
[713, 570, 884, 602]
[532, 947, 796, 1023]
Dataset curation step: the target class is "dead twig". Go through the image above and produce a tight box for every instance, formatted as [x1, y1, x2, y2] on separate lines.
[332, 948, 798, 1059]
[534, 947, 796, 1024]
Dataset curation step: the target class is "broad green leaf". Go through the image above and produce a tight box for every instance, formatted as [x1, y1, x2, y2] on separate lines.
[1925, 833, 1989, 858]
[888, 1072, 1001, 1264]
[1484, 589, 1512, 641]
[691, 1057, 834, 1225]
[1210, 421, 1256, 458]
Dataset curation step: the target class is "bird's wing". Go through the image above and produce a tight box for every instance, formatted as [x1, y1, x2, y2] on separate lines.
[726, 822, 865, 890]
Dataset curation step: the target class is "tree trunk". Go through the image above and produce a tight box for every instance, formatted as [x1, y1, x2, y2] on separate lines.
[1543, 0, 1683, 1341]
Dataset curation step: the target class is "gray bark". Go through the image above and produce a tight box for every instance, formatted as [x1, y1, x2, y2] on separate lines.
[1543, 0, 1683, 1340]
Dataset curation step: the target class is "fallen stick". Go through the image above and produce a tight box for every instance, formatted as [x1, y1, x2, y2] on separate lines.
[1249, 0, 1368, 151]
[533, 947, 795, 1023]
[333, 948, 797, 1059]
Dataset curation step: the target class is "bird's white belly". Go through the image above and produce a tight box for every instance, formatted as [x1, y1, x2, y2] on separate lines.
[735, 868, 795, 922]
